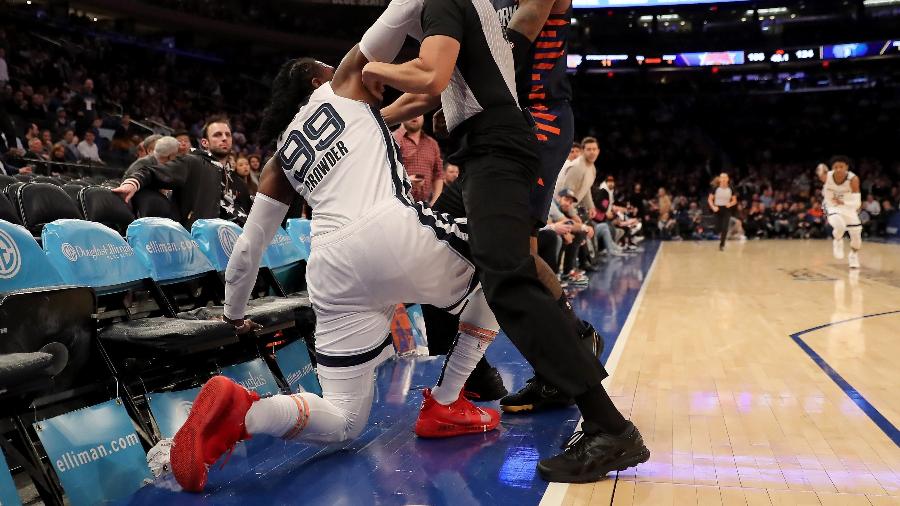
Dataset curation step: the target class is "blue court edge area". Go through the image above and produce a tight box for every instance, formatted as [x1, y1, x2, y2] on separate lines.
[120, 242, 661, 506]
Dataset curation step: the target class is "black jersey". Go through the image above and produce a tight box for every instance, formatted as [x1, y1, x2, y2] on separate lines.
[421, 0, 524, 135]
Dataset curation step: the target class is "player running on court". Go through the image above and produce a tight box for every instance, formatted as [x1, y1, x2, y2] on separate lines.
[817, 156, 863, 269]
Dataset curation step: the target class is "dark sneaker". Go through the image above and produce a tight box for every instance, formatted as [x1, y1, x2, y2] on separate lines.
[500, 377, 575, 413]
[537, 421, 650, 483]
[463, 364, 508, 402]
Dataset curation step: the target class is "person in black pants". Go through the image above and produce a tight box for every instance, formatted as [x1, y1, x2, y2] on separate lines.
[361, 0, 648, 483]
[707, 172, 737, 251]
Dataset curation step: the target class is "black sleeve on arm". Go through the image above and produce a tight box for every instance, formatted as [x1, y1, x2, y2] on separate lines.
[129, 155, 192, 190]
[421, 0, 465, 41]
[506, 28, 533, 71]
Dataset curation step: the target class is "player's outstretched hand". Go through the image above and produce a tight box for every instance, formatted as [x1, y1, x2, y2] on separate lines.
[816, 163, 828, 177]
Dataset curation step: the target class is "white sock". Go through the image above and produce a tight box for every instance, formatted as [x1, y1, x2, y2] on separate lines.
[245, 388, 371, 443]
[244, 395, 303, 438]
[431, 330, 492, 405]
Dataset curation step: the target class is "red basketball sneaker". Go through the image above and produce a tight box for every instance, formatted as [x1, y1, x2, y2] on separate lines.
[171, 376, 260, 492]
[415, 388, 500, 438]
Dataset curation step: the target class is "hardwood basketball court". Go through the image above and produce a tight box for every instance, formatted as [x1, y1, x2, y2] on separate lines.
[551, 240, 900, 506]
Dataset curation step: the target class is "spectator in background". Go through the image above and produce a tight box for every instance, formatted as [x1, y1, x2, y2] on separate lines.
[556, 137, 599, 217]
[77, 130, 103, 163]
[0, 48, 8, 84]
[174, 131, 192, 155]
[878, 200, 895, 236]
[40, 130, 53, 154]
[549, 189, 592, 286]
[863, 194, 881, 236]
[591, 176, 624, 256]
[27, 94, 51, 129]
[50, 142, 68, 164]
[60, 129, 79, 161]
[112, 117, 252, 227]
[52, 108, 70, 137]
[806, 200, 826, 238]
[393, 115, 443, 205]
[23, 137, 48, 175]
[444, 162, 459, 185]
[135, 134, 162, 159]
[126, 134, 164, 175]
[567, 142, 582, 162]
[75, 78, 98, 124]
[248, 154, 263, 186]
[234, 155, 257, 196]
[0, 108, 27, 163]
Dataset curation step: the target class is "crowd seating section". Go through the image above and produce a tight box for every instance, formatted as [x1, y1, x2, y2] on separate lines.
[0, 177, 315, 505]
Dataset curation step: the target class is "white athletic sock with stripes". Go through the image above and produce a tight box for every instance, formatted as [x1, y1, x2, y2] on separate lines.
[431, 329, 495, 405]
[245, 393, 357, 442]
[245, 395, 301, 437]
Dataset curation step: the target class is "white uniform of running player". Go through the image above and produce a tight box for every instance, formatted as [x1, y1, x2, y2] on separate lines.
[822, 169, 862, 267]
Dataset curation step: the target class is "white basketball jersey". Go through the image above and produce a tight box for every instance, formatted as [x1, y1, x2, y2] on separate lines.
[276, 83, 411, 236]
[823, 170, 856, 213]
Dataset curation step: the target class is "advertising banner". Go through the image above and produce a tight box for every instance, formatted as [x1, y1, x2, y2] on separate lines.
[220, 358, 281, 397]
[147, 387, 202, 439]
[0, 446, 21, 506]
[33, 399, 152, 506]
[274, 339, 322, 396]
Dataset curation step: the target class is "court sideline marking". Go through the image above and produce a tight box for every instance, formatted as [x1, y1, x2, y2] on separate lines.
[790, 309, 900, 446]
[540, 242, 664, 506]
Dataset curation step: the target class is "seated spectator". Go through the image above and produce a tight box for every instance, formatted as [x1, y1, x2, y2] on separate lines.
[175, 131, 193, 155]
[549, 189, 593, 285]
[135, 134, 162, 159]
[878, 200, 896, 236]
[444, 162, 459, 185]
[77, 130, 103, 163]
[112, 117, 252, 228]
[60, 129, 80, 161]
[805, 200, 827, 238]
[248, 154, 263, 185]
[23, 137, 49, 175]
[772, 203, 794, 238]
[50, 142, 69, 164]
[863, 194, 881, 236]
[235, 156, 258, 196]
[126, 135, 178, 176]
[40, 130, 53, 155]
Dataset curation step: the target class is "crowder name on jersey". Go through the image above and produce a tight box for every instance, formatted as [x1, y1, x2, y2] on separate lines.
[300, 139, 349, 193]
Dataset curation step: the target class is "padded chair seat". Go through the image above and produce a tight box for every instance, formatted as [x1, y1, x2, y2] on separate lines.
[177, 295, 311, 330]
[0, 352, 54, 389]
[99, 317, 237, 354]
